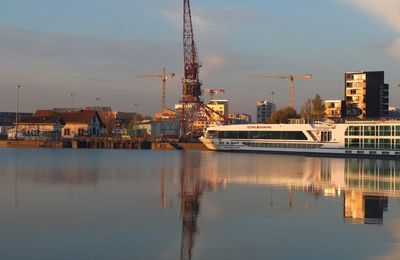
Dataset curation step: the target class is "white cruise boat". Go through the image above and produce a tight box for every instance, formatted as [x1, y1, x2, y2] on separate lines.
[200, 121, 400, 158]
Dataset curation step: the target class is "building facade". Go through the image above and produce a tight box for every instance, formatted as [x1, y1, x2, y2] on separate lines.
[228, 113, 252, 124]
[345, 71, 389, 119]
[207, 100, 229, 123]
[325, 100, 345, 120]
[256, 100, 276, 123]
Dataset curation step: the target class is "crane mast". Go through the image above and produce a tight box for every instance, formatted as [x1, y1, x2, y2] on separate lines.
[182, 0, 202, 101]
[179, 0, 226, 139]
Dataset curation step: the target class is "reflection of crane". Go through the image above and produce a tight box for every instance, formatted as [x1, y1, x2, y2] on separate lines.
[137, 68, 175, 113]
[248, 74, 312, 108]
[179, 152, 203, 260]
[203, 89, 225, 101]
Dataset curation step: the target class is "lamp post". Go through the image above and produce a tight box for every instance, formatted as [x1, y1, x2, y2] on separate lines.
[134, 103, 139, 139]
[15, 85, 21, 140]
[70, 92, 75, 108]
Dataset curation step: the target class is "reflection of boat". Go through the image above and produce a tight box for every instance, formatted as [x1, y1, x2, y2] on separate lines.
[196, 153, 400, 224]
[200, 121, 400, 158]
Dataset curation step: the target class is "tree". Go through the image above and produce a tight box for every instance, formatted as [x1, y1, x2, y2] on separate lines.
[267, 107, 299, 124]
[300, 94, 325, 121]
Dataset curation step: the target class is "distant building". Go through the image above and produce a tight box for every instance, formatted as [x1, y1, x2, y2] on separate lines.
[154, 107, 176, 120]
[228, 113, 252, 124]
[60, 110, 105, 138]
[0, 112, 32, 138]
[208, 100, 229, 122]
[256, 100, 276, 123]
[325, 100, 345, 119]
[151, 120, 179, 139]
[388, 106, 400, 118]
[345, 71, 389, 119]
[7, 115, 64, 140]
[31, 109, 105, 138]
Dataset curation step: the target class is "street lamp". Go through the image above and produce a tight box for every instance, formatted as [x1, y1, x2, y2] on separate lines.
[15, 85, 21, 140]
[70, 92, 75, 108]
[134, 103, 139, 139]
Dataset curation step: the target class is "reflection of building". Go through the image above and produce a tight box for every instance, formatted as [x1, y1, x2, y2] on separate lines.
[344, 191, 387, 224]
[325, 100, 345, 119]
[345, 71, 389, 119]
[257, 100, 275, 123]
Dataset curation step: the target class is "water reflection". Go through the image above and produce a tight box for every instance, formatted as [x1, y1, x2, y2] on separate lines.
[172, 154, 400, 259]
[4, 149, 400, 259]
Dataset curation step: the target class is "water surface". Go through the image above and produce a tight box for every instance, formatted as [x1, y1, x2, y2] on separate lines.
[1, 148, 400, 260]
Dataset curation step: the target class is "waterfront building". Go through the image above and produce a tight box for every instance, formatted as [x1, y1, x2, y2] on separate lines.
[154, 107, 176, 120]
[0, 112, 33, 138]
[228, 113, 252, 124]
[60, 110, 105, 138]
[7, 116, 64, 140]
[151, 120, 179, 139]
[325, 100, 345, 119]
[345, 71, 389, 119]
[208, 100, 229, 122]
[256, 100, 276, 123]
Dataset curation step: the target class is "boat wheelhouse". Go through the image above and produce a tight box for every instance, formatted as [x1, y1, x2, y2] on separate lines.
[200, 121, 400, 158]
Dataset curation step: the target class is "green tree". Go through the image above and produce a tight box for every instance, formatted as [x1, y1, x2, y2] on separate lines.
[300, 94, 325, 121]
[267, 107, 299, 124]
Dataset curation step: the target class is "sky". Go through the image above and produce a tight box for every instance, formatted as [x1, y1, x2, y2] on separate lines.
[0, 0, 399, 117]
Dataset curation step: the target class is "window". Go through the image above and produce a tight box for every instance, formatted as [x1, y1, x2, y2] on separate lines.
[363, 126, 375, 136]
[379, 126, 391, 136]
[64, 128, 70, 136]
[364, 139, 376, 149]
[218, 131, 307, 140]
[346, 126, 361, 136]
[379, 139, 391, 149]
[396, 140, 400, 150]
[345, 138, 361, 148]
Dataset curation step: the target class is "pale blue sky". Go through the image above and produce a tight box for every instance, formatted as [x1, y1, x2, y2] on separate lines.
[0, 0, 399, 116]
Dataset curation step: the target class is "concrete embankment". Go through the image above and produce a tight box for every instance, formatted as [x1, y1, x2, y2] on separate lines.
[0, 139, 207, 150]
[151, 142, 207, 150]
[0, 140, 63, 148]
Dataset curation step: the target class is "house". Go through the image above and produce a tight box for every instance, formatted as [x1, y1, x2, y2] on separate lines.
[59, 110, 105, 138]
[7, 115, 64, 140]
[0, 112, 33, 138]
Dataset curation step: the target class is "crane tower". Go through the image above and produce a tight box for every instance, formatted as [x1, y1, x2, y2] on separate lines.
[179, 0, 226, 139]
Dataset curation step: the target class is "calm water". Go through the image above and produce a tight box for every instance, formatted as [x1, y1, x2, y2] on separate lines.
[1, 148, 400, 260]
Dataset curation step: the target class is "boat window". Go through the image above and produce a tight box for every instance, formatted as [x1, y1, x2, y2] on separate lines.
[218, 131, 307, 140]
[364, 139, 376, 149]
[379, 139, 391, 149]
[379, 126, 391, 136]
[395, 126, 400, 136]
[396, 140, 400, 150]
[347, 126, 361, 136]
[363, 126, 376, 136]
[243, 142, 323, 149]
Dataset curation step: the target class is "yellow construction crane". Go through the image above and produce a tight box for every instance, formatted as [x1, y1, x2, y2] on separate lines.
[137, 68, 176, 113]
[248, 74, 312, 108]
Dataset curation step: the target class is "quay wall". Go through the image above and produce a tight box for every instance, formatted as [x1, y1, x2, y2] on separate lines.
[0, 139, 206, 150]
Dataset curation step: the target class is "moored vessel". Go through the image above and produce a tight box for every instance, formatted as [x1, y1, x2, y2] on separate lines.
[200, 121, 400, 158]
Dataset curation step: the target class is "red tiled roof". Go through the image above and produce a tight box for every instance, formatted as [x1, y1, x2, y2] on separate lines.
[19, 115, 63, 124]
[59, 110, 103, 125]
[34, 110, 56, 118]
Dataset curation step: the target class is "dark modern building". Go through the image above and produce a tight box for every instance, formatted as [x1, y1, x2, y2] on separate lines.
[345, 71, 389, 119]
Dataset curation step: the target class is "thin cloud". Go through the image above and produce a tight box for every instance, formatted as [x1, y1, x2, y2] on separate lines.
[344, 0, 400, 58]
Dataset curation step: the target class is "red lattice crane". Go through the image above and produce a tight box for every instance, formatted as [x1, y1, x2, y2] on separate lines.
[203, 89, 225, 101]
[179, 0, 226, 139]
